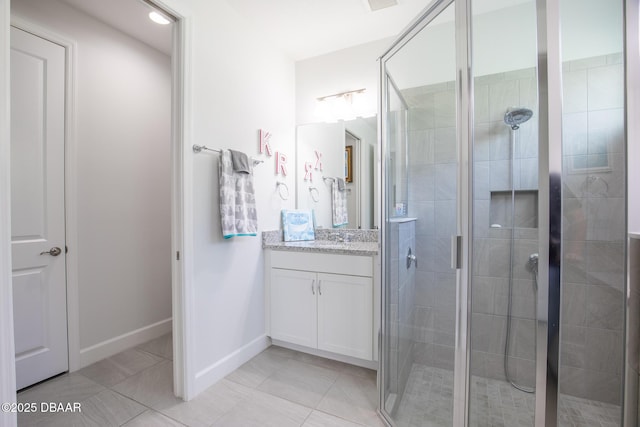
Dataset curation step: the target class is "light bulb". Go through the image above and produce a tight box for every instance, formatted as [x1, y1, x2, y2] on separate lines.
[149, 11, 171, 25]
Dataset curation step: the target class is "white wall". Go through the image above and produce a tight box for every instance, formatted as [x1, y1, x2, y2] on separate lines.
[6, 0, 297, 400]
[561, 0, 624, 62]
[11, 0, 173, 362]
[296, 37, 392, 125]
[186, 0, 296, 392]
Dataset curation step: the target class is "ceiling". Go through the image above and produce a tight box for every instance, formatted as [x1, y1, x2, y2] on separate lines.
[225, 0, 531, 60]
[58, 0, 431, 60]
[58, 0, 531, 61]
[226, 0, 432, 60]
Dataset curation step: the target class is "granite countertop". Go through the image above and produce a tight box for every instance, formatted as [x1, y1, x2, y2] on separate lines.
[262, 229, 379, 256]
[263, 239, 379, 256]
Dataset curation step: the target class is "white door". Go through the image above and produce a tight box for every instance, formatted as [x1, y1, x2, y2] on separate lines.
[10, 27, 68, 390]
[270, 269, 317, 348]
[317, 273, 372, 360]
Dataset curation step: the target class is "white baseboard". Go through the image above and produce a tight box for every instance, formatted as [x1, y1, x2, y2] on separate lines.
[78, 318, 172, 369]
[194, 334, 269, 395]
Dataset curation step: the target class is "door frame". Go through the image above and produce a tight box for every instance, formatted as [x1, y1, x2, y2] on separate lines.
[0, 1, 196, 423]
[345, 130, 361, 229]
[0, 3, 18, 427]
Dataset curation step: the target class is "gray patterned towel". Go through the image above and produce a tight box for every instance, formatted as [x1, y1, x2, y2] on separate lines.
[219, 150, 258, 238]
[331, 180, 348, 227]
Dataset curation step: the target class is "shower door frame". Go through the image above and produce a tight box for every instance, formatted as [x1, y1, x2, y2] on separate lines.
[377, 0, 579, 426]
[534, 0, 561, 425]
[378, 0, 471, 425]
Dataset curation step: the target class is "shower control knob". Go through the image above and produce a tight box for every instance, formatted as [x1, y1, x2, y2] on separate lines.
[406, 248, 417, 269]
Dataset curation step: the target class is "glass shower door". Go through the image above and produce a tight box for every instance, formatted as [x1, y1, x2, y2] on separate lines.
[557, 1, 626, 425]
[468, 1, 539, 426]
[380, 0, 629, 425]
[380, 1, 459, 425]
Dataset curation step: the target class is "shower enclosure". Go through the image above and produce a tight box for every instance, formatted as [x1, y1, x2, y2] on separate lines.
[379, 0, 629, 426]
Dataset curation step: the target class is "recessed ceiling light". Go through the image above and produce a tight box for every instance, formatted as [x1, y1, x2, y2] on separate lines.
[149, 11, 171, 25]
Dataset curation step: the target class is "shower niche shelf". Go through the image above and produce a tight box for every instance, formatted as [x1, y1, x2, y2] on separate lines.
[489, 190, 538, 229]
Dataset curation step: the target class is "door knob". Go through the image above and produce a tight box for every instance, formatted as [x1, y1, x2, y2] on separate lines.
[40, 247, 62, 256]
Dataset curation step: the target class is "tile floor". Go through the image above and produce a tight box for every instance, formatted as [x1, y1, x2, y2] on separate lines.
[17, 340, 623, 427]
[392, 363, 621, 427]
[16, 334, 385, 427]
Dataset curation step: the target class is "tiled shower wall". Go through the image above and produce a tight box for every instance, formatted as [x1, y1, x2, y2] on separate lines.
[400, 53, 624, 405]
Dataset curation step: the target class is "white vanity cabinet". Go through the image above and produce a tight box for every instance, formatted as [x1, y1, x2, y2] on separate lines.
[315, 273, 372, 360]
[266, 250, 376, 362]
[270, 269, 317, 349]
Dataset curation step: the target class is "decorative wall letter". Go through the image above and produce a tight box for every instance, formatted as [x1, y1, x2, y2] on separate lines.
[259, 129, 273, 157]
[314, 150, 323, 171]
[276, 152, 288, 177]
[304, 162, 313, 181]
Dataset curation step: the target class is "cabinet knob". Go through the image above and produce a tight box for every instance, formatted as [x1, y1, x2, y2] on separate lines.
[318, 280, 322, 295]
[311, 280, 315, 295]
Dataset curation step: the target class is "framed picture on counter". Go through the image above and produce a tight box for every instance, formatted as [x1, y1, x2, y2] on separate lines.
[281, 209, 315, 241]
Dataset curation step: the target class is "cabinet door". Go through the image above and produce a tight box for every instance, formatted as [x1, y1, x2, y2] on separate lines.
[317, 273, 373, 360]
[270, 268, 317, 348]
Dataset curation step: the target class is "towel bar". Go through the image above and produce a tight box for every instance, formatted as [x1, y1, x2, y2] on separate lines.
[193, 145, 264, 165]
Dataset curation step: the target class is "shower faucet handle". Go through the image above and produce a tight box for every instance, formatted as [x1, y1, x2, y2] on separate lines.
[406, 248, 417, 269]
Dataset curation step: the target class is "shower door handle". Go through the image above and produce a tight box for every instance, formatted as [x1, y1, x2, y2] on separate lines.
[451, 235, 462, 269]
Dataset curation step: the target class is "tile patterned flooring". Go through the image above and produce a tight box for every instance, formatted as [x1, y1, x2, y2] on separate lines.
[393, 363, 621, 427]
[16, 340, 623, 427]
[17, 334, 385, 427]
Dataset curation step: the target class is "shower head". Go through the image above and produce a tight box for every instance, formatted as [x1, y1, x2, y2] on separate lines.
[504, 107, 533, 130]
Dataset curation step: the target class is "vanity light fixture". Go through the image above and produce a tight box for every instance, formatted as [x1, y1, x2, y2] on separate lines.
[316, 88, 367, 103]
[316, 89, 367, 122]
[149, 11, 171, 25]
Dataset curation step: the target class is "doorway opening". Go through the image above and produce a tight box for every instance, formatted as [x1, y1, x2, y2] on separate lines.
[9, 0, 188, 399]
